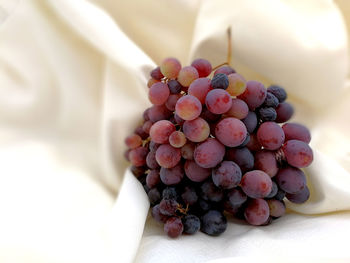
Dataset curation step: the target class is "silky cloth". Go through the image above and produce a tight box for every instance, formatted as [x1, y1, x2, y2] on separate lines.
[0, 0, 350, 262]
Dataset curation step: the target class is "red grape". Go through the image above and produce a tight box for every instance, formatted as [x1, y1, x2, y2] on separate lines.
[238, 80, 267, 110]
[244, 198, 270, 226]
[194, 138, 225, 168]
[212, 161, 242, 189]
[267, 199, 285, 217]
[177, 66, 199, 87]
[150, 120, 175, 144]
[282, 123, 311, 144]
[286, 186, 310, 204]
[125, 134, 142, 149]
[148, 104, 172, 122]
[165, 94, 181, 111]
[214, 66, 235, 75]
[226, 98, 249, 119]
[184, 160, 211, 182]
[164, 217, 184, 238]
[146, 169, 160, 188]
[275, 102, 294, 123]
[146, 151, 159, 169]
[275, 166, 306, 194]
[155, 144, 181, 168]
[191, 58, 212, 77]
[160, 164, 184, 185]
[183, 117, 210, 142]
[175, 95, 202, 121]
[241, 170, 272, 198]
[149, 82, 170, 105]
[188, 78, 212, 104]
[169, 131, 187, 148]
[282, 139, 313, 168]
[257, 121, 285, 150]
[225, 147, 254, 172]
[129, 147, 149, 167]
[254, 150, 279, 177]
[226, 73, 246, 96]
[215, 117, 247, 147]
[160, 57, 181, 79]
[181, 142, 196, 160]
[205, 89, 232, 114]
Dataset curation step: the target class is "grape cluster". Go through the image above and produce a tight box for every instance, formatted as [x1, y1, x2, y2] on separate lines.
[124, 57, 313, 238]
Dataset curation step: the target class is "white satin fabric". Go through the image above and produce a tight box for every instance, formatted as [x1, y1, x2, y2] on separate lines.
[0, 0, 350, 262]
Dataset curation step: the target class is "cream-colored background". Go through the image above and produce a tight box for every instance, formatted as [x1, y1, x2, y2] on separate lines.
[0, 0, 350, 262]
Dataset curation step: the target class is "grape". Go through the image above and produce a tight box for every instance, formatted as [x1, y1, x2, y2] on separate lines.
[226, 73, 246, 96]
[267, 85, 287, 103]
[150, 66, 164, 80]
[184, 160, 211, 182]
[143, 109, 150, 121]
[150, 120, 175, 144]
[226, 98, 249, 119]
[165, 94, 181, 111]
[183, 214, 201, 234]
[194, 138, 225, 168]
[242, 111, 258, 133]
[200, 107, 221, 122]
[275, 188, 286, 201]
[151, 204, 168, 223]
[149, 82, 170, 105]
[149, 141, 160, 152]
[267, 199, 285, 218]
[258, 107, 277, 122]
[238, 80, 267, 110]
[246, 133, 262, 152]
[146, 169, 160, 188]
[148, 104, 172, 122]
[168, 79, 183, 94]
[134, 126, 148, 140]
[241, 170, 272, 198]
[148, 188, 161, 205]
[214, 66, 235, 75]
[183, 117, 210, 143]
[257, 122, 285, 150]
[225, 188, 247, 212]
[160, 164, 184, 185]
[266, 181, 278, 198]
[215, 117, 247, 147]
[146, 151, 159, 169]
[129, 147, 149, 167]
[162, 187, 179, 200]
[201, 210, 227, 236]
[211, 73, 229, 89]
[244, 199, 270, 226]
[205, 89, 232, 114]
[275, 166, 306, 194]
[282, 140, 313, 168]
[191, 58, 212, 77]
[254, 150, 279, 177]
[225, 147, 254, 172]
[286, 186, 310, 204]
[181, 142, 195, 160]
[282, 123, 311, 144]
[239, 133, 250, 147]
[164, 217, 183, 238]
[275, 102, 294, 123]
[169, 131, 187, 148]
[198, 199, 212, 212]
[263, 92, 279, 108]
[188, 78, 212, 104]
[212, 161, 242, 189]
[200, 180, 224, 202]
[147, 78, 160, 89]
[175, 95, 202, 121]
[125, 134, 142, 149]
[174, 113, 185, 125]
[177, 66, 199, 87]
[130, 165, 146, 178]
[159, 199, 178, 216]
[156, 144, 181, 168]
[142, 120, 153, 134]
[181, 186, 198, 206]
[160, 57, 181, 79]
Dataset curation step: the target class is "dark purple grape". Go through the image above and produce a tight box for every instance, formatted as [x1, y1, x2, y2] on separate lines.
[130, 165, 146, 178]
[201, 210, 227, 236]
[275, 188, 286, 201]
[263, 92, 279, 108]
[286, 186, 310, 204]
[244, 198, 270, 226]
[246, 133, 262, 152]
[159, 199, 178, 216]
[254, 150, 279, 178]
[182, 214, 201, 234]
[146, 169, 160, 188]
[165, 94, 181, 111]
[184, 160, 211, 182]
[282, 140, 313, 168]
[258, 107, 277, 122]
[267, 199, 286, 218]
[194, 138, 225, 168]
[275, 102, 294, 123]
[200, 180, 224, 202]
[211, 73, 229, 89]
[146, 151, 159, 169]
[160, 164, 184, 185]
[241, 170, 272, 199]
[151, 204, 168, 223]
[191, 58, 212, 77]
[275, 166, 306, 194]
[242, 111, 258, 133]
[239, 133, 250, 147]
[266, 181, 278, 199]
[200, 107, 221, 122]
[198, 198, 212, 212]
[162, 187, 179, 200]
[148, 104, 172, 122]
[134, 126, 148, 140]
[148, 188, 161, 205]
[150, 66, 164, 80]
[212, 161, 242, 189]
[164, 217, 183, 238]
[267, 85, 287, 103]
[282, 123, 311, 144]
[214, 66, 235, 75]
[181, 186, 198, 205]
[262, 216, 273, 226]
[224, 188, 247, 213]
[225, 147, 254, 173]
[257, 122, 285, 150]
[174, 113, 185, 125]
[238, 80, 267, 110]
[168, 79, 183, 94]
[149, 141, 160, 152]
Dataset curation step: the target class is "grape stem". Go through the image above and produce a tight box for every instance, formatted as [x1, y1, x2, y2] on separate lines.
[212, 26, 233, 71]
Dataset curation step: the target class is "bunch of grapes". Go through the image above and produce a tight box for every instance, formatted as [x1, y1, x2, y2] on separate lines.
[124, 57, 313, 238]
